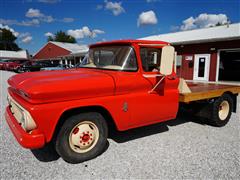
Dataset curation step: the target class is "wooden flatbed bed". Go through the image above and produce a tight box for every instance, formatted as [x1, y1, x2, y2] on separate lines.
[179, 82, 240, 103]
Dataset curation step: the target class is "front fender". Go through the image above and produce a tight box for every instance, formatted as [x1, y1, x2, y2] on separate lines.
[31, 94, 131, 143]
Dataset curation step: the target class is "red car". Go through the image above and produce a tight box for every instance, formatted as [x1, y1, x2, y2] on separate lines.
[5, 40, 240, 163]
[4, 60, 28, 72]
[0, 59, 12, 70]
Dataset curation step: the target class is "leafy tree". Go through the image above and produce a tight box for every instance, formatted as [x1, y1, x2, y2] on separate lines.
[0, 28, 20, 51]
[47, 31, 76, 43]
[47, 36, 54, 42]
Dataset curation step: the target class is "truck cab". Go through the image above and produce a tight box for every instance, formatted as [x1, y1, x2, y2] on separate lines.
[77, 40, 179, 128]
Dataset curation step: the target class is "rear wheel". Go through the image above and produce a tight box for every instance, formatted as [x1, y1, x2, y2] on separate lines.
[55, 112, 108, 163]
[208, 94, 233, 127]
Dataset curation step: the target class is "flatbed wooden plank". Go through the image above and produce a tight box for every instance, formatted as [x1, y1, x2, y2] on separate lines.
[179, 82, 240, 103]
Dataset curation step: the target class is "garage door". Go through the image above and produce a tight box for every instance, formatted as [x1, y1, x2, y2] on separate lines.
[219, 50, 240, 82]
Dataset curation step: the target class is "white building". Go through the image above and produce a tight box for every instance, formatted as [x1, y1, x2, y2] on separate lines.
[0, 50, 28, 60]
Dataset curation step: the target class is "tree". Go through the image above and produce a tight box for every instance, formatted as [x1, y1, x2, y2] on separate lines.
[47, 31, 76, 43]
[0, 28, 20, 51]
[47, 36, 54, 42]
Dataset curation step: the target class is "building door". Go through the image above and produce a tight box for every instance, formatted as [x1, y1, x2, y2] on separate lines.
[193, 54, 210, 81]
[218, 50, 240, 82]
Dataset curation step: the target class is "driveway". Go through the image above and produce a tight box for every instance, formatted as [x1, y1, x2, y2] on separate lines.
[0, 70, 239, 179]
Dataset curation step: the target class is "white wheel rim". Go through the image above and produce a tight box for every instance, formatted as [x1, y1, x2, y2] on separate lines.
[69, 121, 99, 153]
[218, 100, 230, 121]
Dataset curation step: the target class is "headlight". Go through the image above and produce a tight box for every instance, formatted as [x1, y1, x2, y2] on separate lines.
[8, 94, 37, 132]
[22, 111, 37, 131]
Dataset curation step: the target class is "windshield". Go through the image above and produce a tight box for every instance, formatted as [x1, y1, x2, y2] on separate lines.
[79, 45, 137, 71]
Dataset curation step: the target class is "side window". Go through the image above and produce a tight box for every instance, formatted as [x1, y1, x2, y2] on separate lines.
[140, 47, 162, 72]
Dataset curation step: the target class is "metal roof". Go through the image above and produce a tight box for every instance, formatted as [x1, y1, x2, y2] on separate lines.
[0, 50, 28, 59]
[140, 23, 240, 45]
[50, 41, 89, 53]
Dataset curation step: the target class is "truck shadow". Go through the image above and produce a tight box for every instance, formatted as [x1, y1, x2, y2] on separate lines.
[30, 141, 110, 163]
[30, 111, 205, 162]
[31, 143, 60, 162]
[110, 110, 206, 143]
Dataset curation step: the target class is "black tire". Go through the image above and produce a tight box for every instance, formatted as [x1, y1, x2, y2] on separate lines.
[55, 112, 108, 164]
[208, 94, 233, 127]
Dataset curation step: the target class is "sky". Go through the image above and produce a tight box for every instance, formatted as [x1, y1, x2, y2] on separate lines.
[0, 0, 239, 55]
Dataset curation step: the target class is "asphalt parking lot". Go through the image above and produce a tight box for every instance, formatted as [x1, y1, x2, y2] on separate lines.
[0, 70, 239, 179]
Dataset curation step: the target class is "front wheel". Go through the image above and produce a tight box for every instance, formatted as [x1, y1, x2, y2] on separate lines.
[209, 94, 233, 127]
[55, 112, 108, 163]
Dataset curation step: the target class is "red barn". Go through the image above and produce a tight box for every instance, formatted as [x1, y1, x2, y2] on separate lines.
[33, 41, 88, 66]
[142, 23, 240, 83]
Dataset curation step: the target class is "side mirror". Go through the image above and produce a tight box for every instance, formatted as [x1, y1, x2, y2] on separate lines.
[160, 46, 175, 75]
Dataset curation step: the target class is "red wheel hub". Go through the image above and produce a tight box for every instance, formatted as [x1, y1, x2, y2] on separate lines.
[69, 121, 99, 153]
[82, 134, 90, 142]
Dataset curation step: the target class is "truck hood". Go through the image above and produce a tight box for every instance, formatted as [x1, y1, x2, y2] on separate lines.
[8, 69, 115, 104]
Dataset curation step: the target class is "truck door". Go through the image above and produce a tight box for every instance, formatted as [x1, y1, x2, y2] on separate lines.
[128, 46, 179, 127]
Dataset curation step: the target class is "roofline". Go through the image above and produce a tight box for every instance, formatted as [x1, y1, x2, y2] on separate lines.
[33, 42, 50, 57]
[156, 23, 240, 37]
[172, 36, 240, 45]
[141, 23, 240, 45]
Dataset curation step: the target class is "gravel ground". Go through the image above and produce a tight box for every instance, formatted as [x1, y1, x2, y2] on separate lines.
[0, 70, 239, 179]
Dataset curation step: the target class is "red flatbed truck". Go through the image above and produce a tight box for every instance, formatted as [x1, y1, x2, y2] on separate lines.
[5, 40, 240, 163]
